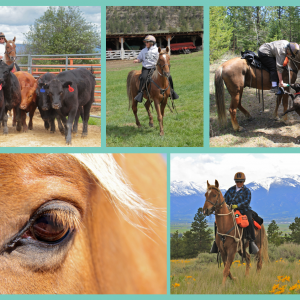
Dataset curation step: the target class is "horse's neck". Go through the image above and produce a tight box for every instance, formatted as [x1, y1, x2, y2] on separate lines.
[215, 203, 234, 233]
[153, 66, 168, 86]
[4, 55, 13, 66]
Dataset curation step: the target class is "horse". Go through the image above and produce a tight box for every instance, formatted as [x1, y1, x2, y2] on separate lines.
[202, 180, 269, 285]
[127, 47, 171, 136]
[0, 153, 167, 294]
[4, 37, 20, 72]
[214, 52, 300, 131]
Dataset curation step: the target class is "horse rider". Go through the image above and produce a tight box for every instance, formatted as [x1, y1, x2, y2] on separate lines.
[258, 41, 300, 94]
[210, 172, 259, 255]
[133, 35, 179, 103]
[0, 32, 5, 60]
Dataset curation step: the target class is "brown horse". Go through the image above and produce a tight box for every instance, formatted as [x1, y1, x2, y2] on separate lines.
[215, 53, 300, 131]
[127, 47, 171, 136]
[0, 154, 166, 294]
[203, 180, 269, 285]
[4, 37, 19, 72]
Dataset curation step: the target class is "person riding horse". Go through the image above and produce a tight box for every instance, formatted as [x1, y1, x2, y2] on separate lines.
[0, 32, 5, 60]
[211, 172, 259, 255]
[258, 41, 300, 94]
[133, 35, 179, 103]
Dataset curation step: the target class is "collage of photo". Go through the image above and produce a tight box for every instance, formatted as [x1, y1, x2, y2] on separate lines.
[0, 4, 299, 297]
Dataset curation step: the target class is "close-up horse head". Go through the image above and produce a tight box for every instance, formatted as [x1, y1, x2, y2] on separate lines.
[0, 154, 167, 294]
[4, 37, 17, 63]
[157, 47, 170, 78]
[203, 180, 223, 216]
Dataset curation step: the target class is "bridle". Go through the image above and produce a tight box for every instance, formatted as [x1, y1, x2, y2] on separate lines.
[157, 53, 170, 78]
[5, 46, 16, 62]
[204, 186, 225, 214]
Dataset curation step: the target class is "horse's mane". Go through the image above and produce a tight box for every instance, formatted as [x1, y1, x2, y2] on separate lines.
[71, 154, 164, 234]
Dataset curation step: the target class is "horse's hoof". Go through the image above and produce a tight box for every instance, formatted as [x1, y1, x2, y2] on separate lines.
[50, 131, 55, 134]
[137, 125, 142, 128]
[149, 123, 153, 127]
[247, 116, 254, 121]
[160, 132, 164, 136]
[237, 127, 245, 132]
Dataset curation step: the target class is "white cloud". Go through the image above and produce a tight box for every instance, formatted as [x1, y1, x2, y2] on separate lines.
[0, 6, 101, 43]
[171, 153, 300, 189]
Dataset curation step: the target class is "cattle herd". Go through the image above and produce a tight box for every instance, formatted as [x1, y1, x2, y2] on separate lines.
[0, 61, 96, 144]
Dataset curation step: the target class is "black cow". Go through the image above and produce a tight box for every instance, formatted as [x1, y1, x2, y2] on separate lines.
[44, 68, 95, 145]
[36, 73, 64, 134]
[0, 61, 22, 134]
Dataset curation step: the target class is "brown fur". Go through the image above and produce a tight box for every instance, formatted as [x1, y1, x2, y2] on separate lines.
[203, 180, 268, 285]
[215, 55, 300, 131]
[4, 37, 17, 67]
[127, 47, 171, 136]
[0, 154, 166, 294]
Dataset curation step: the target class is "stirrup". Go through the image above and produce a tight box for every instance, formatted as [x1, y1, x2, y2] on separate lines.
[210, 241, 218, 253]
[171, 89, 179, 99]
[134, 92, 143, 103]
[249, 241, 259, 254]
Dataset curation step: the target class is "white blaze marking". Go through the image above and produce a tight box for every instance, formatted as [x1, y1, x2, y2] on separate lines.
[10, 43, 12, 47]
[208, 190, 212, 195]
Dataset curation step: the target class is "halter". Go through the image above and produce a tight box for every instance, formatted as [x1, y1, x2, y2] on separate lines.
[5, 48, 16, 62]
[204, 186, 225, 213]
[157, 53, 170, 78]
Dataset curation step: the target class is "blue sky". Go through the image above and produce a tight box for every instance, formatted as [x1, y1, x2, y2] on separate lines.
[0, 6, 101, 43]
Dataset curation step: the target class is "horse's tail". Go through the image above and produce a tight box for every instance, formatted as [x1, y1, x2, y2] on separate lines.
[261, 224, 269, 264]
[127, 70, 135, 110]
[215, 65, 227, 125]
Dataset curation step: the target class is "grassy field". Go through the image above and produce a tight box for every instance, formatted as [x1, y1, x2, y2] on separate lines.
[106, 52, 203, 147]
[171, 244, 300, 294]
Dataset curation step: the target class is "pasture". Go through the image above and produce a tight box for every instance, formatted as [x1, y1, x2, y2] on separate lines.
[210, 52, 300, 147]
[171, 243, 300, 294]
[106, 52, 203, 147]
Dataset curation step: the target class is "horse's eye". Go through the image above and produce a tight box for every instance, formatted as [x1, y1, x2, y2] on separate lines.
[212, 194, 216, 197]
[31, 213, 69, 243]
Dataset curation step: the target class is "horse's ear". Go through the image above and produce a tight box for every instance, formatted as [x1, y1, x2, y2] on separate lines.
[4, 38, 7, 43]
[207, 180, 210, 188]
[166, 46, 170, 53]
[13, 37, 16, 42]
[158, 47, 161, 53]
[215, 180, 219, 188]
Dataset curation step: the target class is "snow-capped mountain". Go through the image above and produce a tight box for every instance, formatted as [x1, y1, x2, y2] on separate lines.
[171, 175, 300, 223]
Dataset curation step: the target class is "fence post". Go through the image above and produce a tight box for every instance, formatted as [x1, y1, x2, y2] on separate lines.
[28, 54, 32, 74]
[66, 55, 68, 71]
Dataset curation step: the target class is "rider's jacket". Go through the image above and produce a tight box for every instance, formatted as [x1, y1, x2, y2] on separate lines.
[0, 43, 5, 58]
[137, 45, 159, 69]
[224, 185, 252, 214]
[258, 40, 289, 73]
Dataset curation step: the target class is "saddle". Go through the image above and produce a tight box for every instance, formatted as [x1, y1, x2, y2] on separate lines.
[235, 209, 262, 230]
[241, 50, 269, 73]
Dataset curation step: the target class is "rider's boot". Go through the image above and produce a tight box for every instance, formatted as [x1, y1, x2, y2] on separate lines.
[134, 91, 143, 103]
[249, 240, 259, 254]
[210, 240, 219, 253]
[171, 89, 179, 99]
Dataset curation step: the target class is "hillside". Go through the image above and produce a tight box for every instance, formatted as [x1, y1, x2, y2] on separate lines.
[106, 6, 203, 34]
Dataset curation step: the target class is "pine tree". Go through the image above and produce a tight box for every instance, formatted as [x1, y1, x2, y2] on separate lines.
[190, 208, 213, 253]
[288, 217, 300, 244]
[267, 220, 284, 246]
[170, 230, 182, 259]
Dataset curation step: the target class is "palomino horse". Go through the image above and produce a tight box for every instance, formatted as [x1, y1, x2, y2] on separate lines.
[215, 53, 300, 131]
[202, 180, 268, 285]
[4, 37, 20, 72]
[127, 47, 171, 136]
[0, 154, 166, 294]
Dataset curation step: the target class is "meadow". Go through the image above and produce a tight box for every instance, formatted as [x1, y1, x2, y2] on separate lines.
[171, 243, 300, 294]
[106, 51, 203, 147]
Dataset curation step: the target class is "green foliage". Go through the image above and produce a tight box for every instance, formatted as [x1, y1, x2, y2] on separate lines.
[267, 242, 300, 261]
[210, 7, 232, 61]
[24, 6, 100, 55]
[267, 220, 284, 246]
[288, 217, 300, 244]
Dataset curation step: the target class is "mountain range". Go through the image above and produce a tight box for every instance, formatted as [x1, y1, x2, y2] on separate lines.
[171, 175, 300, 223]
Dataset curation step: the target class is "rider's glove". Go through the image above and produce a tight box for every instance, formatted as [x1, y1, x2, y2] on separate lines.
[232, 205, 238, 209]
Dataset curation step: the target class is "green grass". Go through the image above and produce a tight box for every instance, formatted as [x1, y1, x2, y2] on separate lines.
[106, 52, 203, 147]
[171, 244, 300, 294]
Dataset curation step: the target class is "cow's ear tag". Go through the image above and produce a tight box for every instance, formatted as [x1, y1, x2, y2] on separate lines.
[68, 85, 74, 92]
[40, 88, 45, 93]
[0, 84, 2, 91]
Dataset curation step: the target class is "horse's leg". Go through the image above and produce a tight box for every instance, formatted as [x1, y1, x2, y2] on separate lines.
[154, 101, 164, 136]
[228, 90, 245, 132]
[237, 88, 252, 120]
[160, 100, 167, 127]
[145, 100, 153, 127]
[274, 94, 282, 120]
[243, 249, 251, 276]
[132, 100, 141, 128]
[282, 94, 289, 122]
[222, 248, 236, 285]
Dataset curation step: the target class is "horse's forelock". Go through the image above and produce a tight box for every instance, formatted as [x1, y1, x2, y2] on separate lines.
[71, 154, 164, 234]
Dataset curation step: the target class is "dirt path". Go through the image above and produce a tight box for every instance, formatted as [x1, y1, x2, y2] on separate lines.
[0, 114, 101, 147]
[210, 54, 300, 147]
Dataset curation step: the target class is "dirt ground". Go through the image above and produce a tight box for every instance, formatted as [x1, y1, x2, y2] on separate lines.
[210, 54, 300, 147]
[0, 113, 101, 147]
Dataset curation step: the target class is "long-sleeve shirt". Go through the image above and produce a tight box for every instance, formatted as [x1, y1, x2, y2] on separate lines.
[258, 40, 289, 73]
[137, 45, 159, 69]
[0, 44, 5, 59]
[224, 185, 252, 214]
